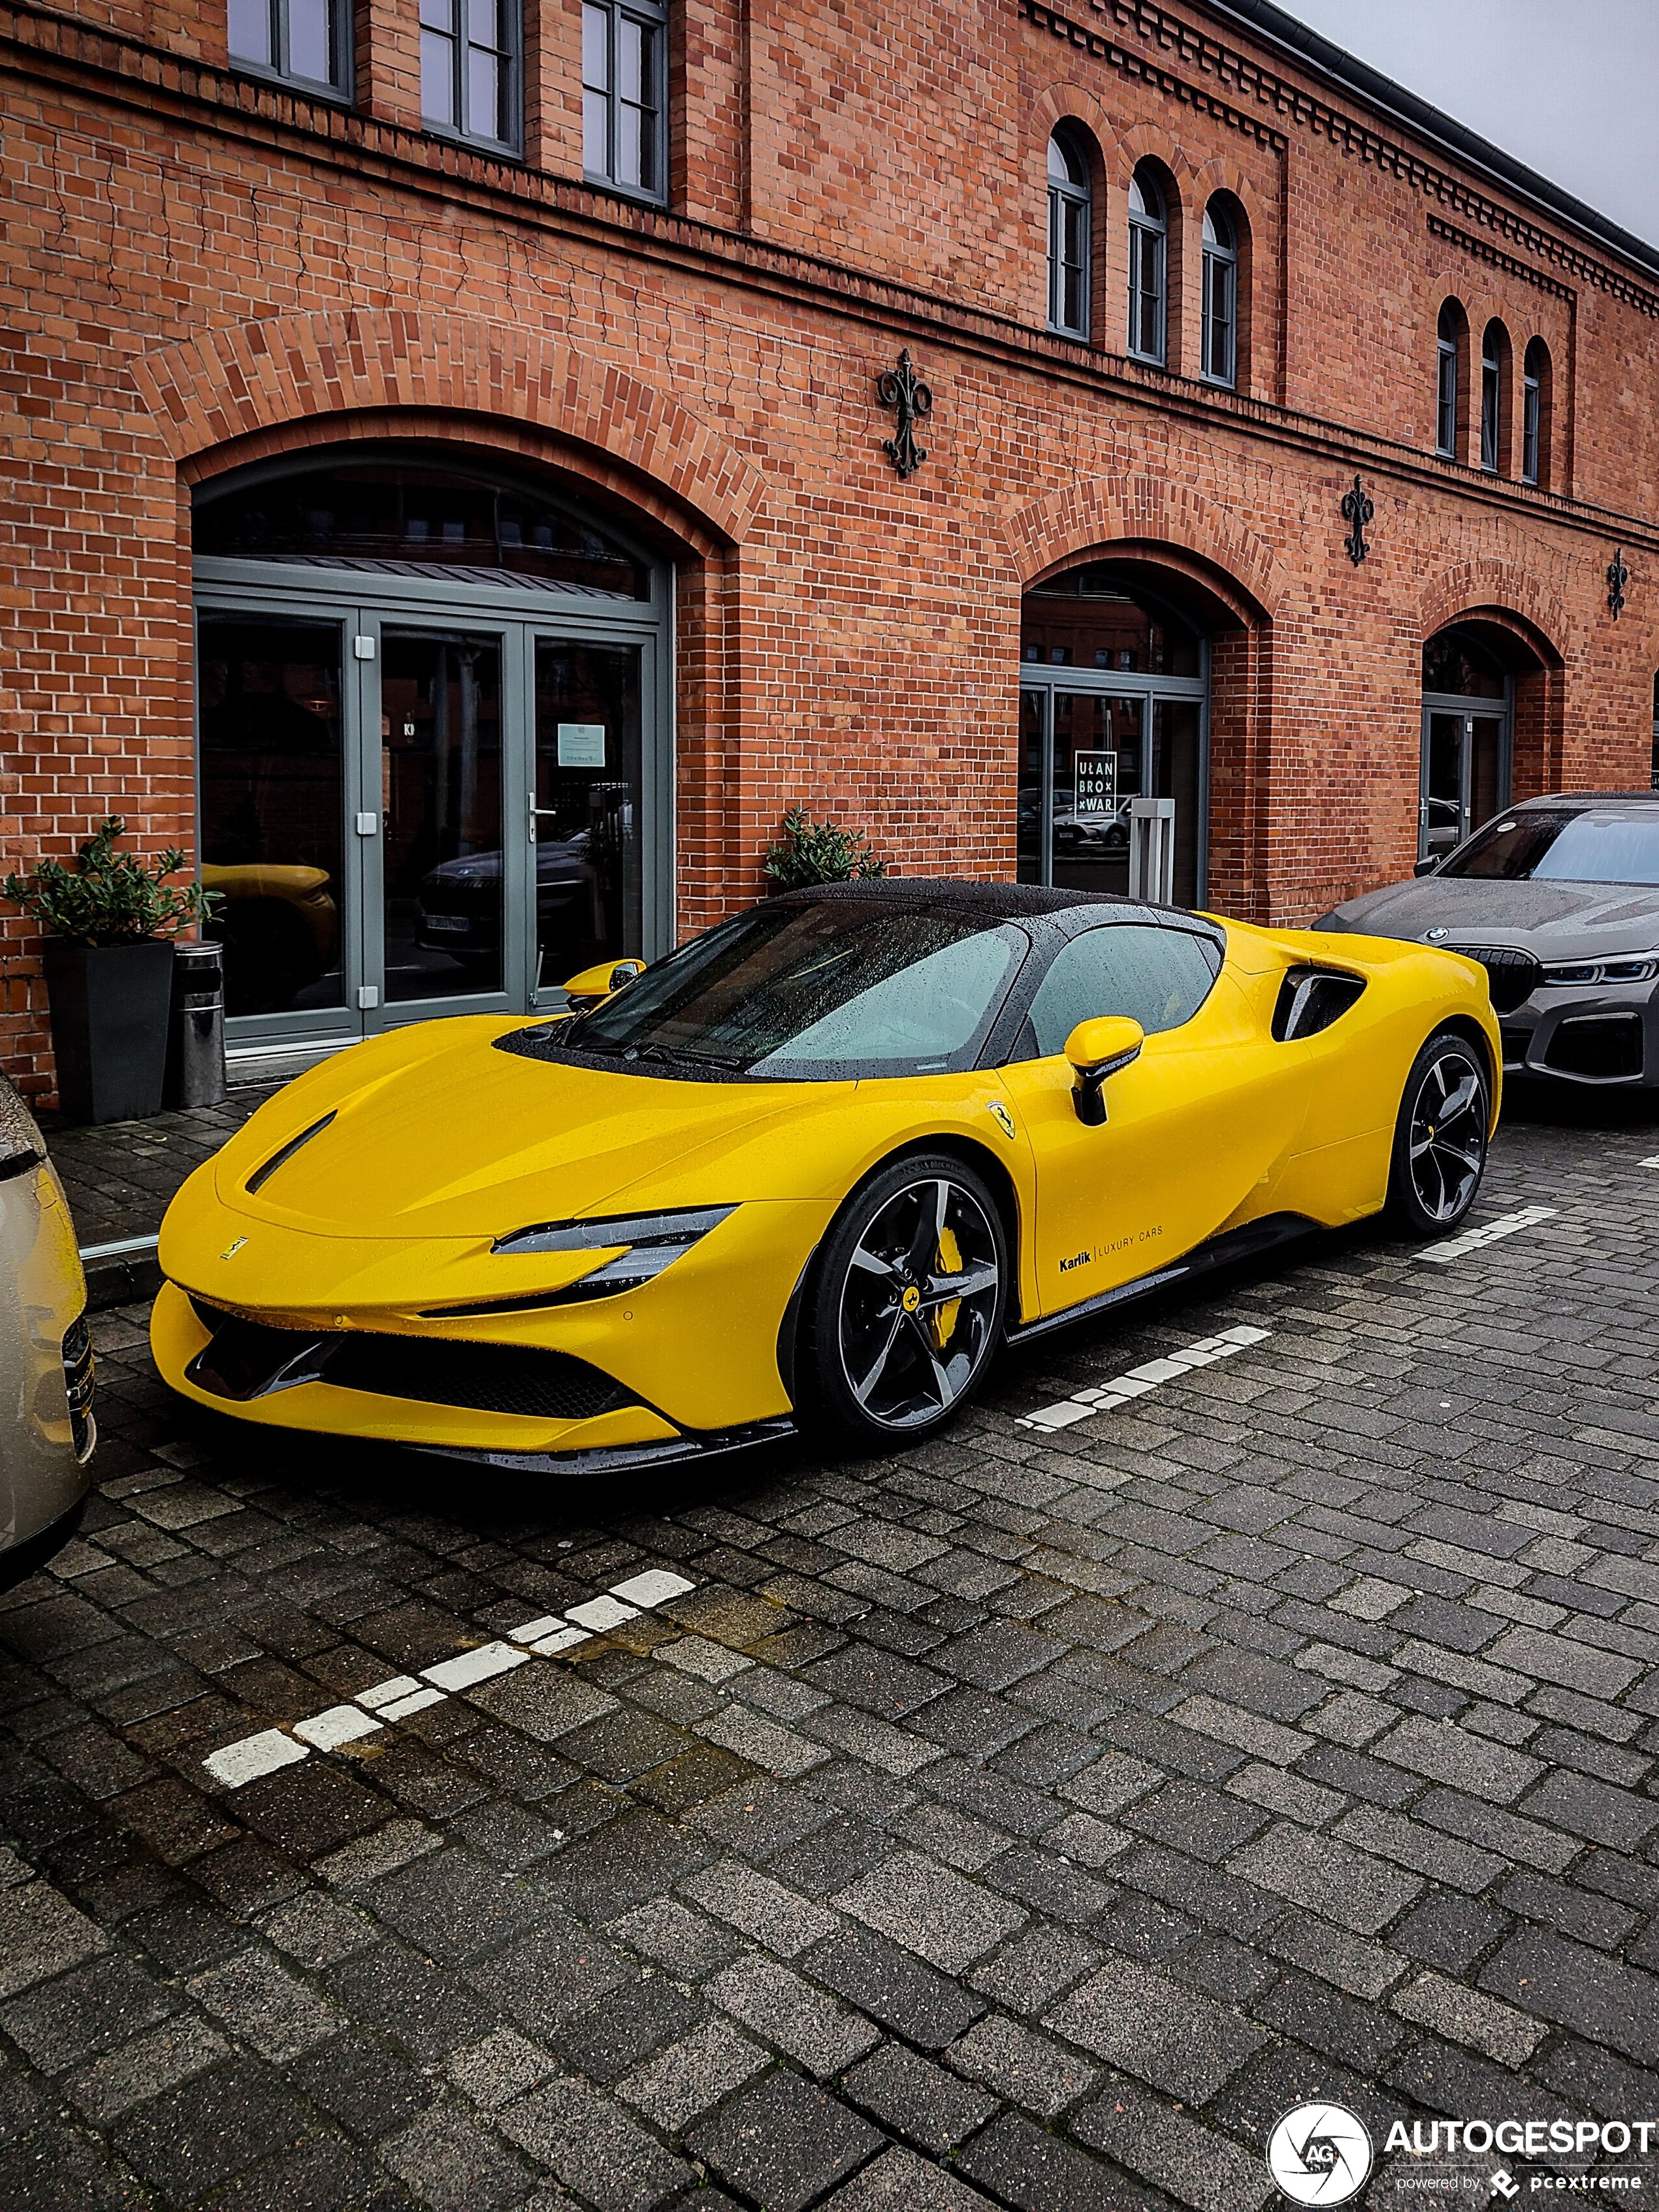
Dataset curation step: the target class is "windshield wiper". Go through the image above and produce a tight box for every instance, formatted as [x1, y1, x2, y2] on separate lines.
[630, 1041, 740, 1073]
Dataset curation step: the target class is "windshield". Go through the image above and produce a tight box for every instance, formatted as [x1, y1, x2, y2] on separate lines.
[1441, 810, 1659, 886]
[564, 900, 1025, 1078]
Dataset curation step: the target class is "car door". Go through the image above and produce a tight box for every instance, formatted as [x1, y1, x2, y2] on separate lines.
[996, 923, 1309, 1315]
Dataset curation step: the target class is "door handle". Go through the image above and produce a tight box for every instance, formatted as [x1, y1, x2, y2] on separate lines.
[528, 791, 560, 844]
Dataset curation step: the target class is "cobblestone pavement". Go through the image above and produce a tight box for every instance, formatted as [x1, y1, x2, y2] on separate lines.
[3, 1099, 1659, 2211]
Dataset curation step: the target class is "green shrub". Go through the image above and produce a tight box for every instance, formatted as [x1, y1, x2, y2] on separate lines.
[763, 804, 889, 890]
[2, 818, 219, 946]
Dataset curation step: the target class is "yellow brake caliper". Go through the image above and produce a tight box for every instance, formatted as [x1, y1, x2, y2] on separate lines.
[931, 1224, 962, 1351]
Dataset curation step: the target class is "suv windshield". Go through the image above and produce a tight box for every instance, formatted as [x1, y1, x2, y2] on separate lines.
[1441, 810, 1659, 886]
[564, 900, 1025, 1078]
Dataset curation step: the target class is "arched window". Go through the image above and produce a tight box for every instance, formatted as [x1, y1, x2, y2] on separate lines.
[1046, 129, 1091, 338]
[1200, 198, 1238, 387]
[1436, 300, 1466, 459]
[1127, 165, 1167, 364]
[1481, 320, 1510, 473]
[1522, 338, 1550, 487]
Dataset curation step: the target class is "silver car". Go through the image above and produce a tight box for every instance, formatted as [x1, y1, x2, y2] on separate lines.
[1315, 792, 1659, 1087]
[0, 1078, 94, 1588]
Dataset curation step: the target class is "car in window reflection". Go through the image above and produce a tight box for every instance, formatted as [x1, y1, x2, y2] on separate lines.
[1316, 790, 1659, 1087]
[1018, 789, 1129, 851]
[201, 863, 340, 1018]
[417, 834, 602, 965]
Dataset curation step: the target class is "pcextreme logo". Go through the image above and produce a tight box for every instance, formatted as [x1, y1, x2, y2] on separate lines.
[1267, 2104, 1375, 2205]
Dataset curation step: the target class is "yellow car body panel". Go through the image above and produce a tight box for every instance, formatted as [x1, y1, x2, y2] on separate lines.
[152, 912, 1500, 1462]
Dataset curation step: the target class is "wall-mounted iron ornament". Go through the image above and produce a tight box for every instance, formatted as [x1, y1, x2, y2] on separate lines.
[1607, 547, 1630, 620]
[877, 350, 933, 479]
[1340, 475, 1374, 567]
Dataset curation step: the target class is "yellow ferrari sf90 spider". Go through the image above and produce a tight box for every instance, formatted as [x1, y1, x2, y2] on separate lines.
[153, 882, 1506, 1471]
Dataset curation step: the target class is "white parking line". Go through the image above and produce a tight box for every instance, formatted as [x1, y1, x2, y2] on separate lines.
[202, 1567, 696, 1788]
[1415, 1204, 1558, 1265]
[1016, 1324, 1272, 1434]
[1639, 1157, 1659, 1170]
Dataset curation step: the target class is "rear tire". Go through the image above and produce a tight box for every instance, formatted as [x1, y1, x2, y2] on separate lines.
[809, 1153, 1008, 1445]
[1385, 1029, 1491, 1236]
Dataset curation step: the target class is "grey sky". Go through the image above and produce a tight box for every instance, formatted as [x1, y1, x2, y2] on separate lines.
[1274, 0, 1659, 250]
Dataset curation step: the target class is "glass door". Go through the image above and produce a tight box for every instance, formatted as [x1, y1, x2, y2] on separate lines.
[531, 641, 643, 995]
[197, 611, 351, 1025]
[1017, 678, 1205, 905]
[1420, 707, 1509, 861]
[378, 627, 509, 1010]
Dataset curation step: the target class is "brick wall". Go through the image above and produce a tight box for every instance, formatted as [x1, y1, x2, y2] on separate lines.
[2, 0, 1657, 1099]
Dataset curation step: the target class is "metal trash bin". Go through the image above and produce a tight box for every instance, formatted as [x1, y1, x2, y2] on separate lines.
[165, 940, 227, 1109]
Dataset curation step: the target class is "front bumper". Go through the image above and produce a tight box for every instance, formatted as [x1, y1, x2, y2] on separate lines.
[1497, 982, 1659, 1085]
[151, 1193, 831, 1460]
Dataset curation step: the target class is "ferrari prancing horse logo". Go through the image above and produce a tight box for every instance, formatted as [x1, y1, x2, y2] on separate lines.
[988, 1101, 1016, 1140]
[901, 1284, 922, 1313]
[220, 1237, 248, 1260]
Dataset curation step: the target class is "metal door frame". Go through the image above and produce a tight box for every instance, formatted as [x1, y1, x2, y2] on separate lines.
[193, 558, 671, 1047]
[1018, 656, 1210, 900]
[1419, 684, 1513, 861]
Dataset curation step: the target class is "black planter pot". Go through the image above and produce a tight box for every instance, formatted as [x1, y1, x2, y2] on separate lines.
[42, 938, 175, 1125]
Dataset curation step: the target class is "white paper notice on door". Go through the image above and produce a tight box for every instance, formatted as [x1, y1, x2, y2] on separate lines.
[557, 723, 606, 767]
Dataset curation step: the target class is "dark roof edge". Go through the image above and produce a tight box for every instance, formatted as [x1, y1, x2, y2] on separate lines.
[1195, 0, 1659, 282]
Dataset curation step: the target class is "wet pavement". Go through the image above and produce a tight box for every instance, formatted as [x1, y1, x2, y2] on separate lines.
[3, 1089, 1659, 2209]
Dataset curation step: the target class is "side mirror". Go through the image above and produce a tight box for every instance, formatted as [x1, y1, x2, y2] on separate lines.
[1065, 1016, 1145, 1127]
[1413, 856, 1441, 878]
[562, 956, 645, 1008]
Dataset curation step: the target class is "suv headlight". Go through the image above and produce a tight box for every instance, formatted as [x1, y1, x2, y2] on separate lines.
[492, 1205, 735, 1296]
[1543, 955, 1659, 986]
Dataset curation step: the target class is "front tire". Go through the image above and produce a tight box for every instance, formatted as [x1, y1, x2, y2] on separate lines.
[810, 1154, 1008, 1444]
[1385, 1030, 1491, 1236]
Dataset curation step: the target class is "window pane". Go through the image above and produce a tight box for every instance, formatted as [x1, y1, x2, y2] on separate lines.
[618, 16, 646, 101]
[468, 44, 502, 136]
[287, 0, 332, 82]
[197, 614, 346, 1018]
[617, 101, 643, 187]
[468, 0, 499, 45]
[421, 27, 457, 122]
[419, 0, 451, 27]
[584, 86, 609, 172]
[382, 631, 504, 1004]
[228, 0, 274, 66]
[583, 3, 609, 89]
[1026, 925, 1217, 1056]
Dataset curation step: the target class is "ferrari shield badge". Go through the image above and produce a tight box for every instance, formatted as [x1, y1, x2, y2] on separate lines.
[988, 1100, 1016, 1140]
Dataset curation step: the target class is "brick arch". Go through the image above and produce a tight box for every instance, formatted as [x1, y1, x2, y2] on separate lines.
[1419, 563, 1569, 662]
[1004, 476, 1284, 622]
[1031, 81, 1116, 163]
[1112, 124, 1197, 201]
[128, 309, 768, 546]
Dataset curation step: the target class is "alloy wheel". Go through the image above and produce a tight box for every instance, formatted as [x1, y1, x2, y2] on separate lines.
[835, 1175, 1002, 1432]
[1406, 1046, 1488, 1223]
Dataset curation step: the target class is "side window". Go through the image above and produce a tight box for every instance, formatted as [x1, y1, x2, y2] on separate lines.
[1023, 925, 1219, 1057]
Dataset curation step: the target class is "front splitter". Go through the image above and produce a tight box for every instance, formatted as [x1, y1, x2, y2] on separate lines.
[415, 1415, 799, 1478]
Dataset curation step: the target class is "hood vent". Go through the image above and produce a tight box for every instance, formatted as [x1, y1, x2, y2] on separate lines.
[245, 1112, 338, 1195]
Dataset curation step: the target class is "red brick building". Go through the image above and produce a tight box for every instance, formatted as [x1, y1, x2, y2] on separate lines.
[5, 0, 1658, 1094]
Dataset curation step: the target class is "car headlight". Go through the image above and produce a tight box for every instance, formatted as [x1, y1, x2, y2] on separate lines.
[1543, 955, 1659, 986]
[491, 1205, 735, 1296]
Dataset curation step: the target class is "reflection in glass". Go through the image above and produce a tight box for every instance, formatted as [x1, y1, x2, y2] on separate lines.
[1022, 569, 1200, 678]
[197, 615, 346, 1018]
[1053, 694, 1135, 898]
[197, 456, 650, 598]
[1017, 690, 1045, 886]
[383, 631, 504, 1003]
[534, 642, 643, 989]
[1425, 711, 1465, 857]
[1153, 698, 1201, 906]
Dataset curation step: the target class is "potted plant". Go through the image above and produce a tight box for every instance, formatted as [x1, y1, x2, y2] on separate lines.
[763, 803, 889, 890]
[3, 818, 219, 1124]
